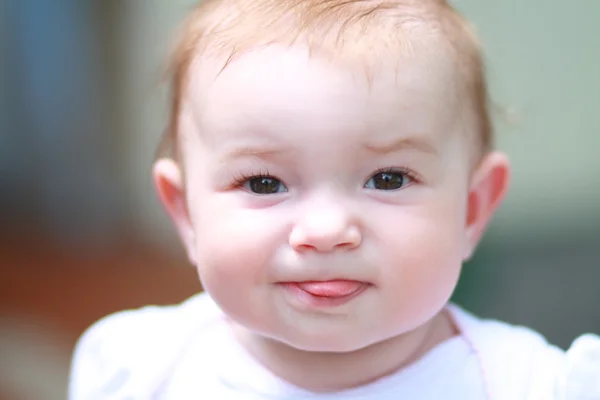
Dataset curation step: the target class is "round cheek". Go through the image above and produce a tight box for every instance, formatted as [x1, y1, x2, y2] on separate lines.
[375, 201, 466, 330]
[386, 235, 462, 328]
[189, 197, 286, 328]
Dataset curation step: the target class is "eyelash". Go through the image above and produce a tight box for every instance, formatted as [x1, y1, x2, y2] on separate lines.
[231, 170, 273, 187]
[371, 166, 421, 184]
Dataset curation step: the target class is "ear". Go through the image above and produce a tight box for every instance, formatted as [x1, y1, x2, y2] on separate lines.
[152, 158, 197, 265]
[463, 151, 511, 260]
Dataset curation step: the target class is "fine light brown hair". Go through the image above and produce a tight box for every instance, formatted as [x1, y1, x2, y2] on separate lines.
[157, 0, 493, 164]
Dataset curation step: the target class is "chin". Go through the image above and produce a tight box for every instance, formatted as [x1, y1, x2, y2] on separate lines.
[278, 330, 378, 353]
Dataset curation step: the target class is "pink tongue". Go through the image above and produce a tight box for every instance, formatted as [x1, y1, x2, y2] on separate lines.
[296, 281, 362, 297]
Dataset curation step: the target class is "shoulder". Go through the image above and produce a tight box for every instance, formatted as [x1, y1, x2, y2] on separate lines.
[555, 333, 600, 399]
[68, 292, 218, 399]
[449, 304, 600, 399]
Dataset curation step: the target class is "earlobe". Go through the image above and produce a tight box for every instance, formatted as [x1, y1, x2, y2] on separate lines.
[463, 152, 511, 260]
[152, 158, 197, 265]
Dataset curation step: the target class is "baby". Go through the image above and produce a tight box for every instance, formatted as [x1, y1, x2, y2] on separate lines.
[69, 0, 600, 398]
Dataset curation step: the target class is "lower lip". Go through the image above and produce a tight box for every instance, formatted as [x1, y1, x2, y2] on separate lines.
[280, 281, 368, 308]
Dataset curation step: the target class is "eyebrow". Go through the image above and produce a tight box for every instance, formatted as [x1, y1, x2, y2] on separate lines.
[362, 136, 438, 156]
[218, 145, 292, 162]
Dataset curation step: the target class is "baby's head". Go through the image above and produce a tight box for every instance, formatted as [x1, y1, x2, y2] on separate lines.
[154, 0, 510, 353]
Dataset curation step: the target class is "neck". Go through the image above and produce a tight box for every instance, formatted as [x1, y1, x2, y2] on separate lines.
[231, 310, 457, 393]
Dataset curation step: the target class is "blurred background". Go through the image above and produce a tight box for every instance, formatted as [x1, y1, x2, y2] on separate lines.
[0, 0, 598, 398]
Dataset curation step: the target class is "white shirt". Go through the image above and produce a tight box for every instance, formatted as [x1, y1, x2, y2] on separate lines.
[69, 293, 600, 399]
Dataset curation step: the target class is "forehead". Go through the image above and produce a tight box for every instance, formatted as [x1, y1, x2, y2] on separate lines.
[183, 44, 462, 152]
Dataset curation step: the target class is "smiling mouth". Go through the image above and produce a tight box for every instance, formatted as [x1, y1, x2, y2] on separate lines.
[279, 280, 369, 307]
[294, 280, 364, 297]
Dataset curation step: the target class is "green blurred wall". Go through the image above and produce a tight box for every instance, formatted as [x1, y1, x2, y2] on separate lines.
[454, 0, 600, 240]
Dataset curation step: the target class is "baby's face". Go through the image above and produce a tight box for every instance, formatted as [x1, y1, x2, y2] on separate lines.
[175, 45, 477, 351]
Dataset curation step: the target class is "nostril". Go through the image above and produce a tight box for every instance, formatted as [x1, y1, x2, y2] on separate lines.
[294, 243, 316, 252]
[335, 242, 356, 251]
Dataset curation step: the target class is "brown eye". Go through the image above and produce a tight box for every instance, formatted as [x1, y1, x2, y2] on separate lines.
[245, 176, 287, 194]
[365, 170, 410, 191]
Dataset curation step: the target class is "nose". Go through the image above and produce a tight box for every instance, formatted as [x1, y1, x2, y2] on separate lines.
[289, 201, 361, 253]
